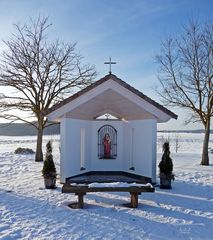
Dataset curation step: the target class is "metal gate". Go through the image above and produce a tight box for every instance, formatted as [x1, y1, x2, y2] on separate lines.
[98, 125, 117, 159]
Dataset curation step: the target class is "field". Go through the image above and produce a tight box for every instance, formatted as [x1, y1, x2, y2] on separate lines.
[0, 133, 213, 240]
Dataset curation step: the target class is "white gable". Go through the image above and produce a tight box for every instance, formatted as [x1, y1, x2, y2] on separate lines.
[47, 78, 174, 123]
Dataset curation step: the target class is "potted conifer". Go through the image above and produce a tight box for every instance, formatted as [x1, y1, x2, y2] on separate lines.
[158, 142, 174, 189]
[42, 141, 57, 189]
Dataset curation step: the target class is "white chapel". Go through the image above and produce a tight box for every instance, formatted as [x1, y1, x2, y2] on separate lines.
[46, 73, 177, 183]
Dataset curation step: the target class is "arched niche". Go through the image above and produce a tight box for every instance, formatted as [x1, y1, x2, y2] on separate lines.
[98, 125, 117, 159]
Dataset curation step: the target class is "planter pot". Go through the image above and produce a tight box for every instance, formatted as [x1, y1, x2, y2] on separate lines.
[159, 172, 174, 189]
[44, 177, 56, 189]
[160, 177, 172, 189]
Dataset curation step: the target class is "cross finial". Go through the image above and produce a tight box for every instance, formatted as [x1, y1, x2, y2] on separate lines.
[104, 57, 116, 74]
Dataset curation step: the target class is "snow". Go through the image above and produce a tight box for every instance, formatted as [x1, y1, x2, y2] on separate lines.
[88, 182, 153, 188]
[0, 133, 213, 240]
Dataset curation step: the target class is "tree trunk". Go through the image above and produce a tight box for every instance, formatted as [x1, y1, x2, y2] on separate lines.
[200, 120, 210, 165]
[35, 127, 44, 162]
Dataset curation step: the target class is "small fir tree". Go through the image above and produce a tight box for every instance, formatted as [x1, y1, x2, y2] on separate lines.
[42, 141, 56, 178]
[159, 142, 174, 177]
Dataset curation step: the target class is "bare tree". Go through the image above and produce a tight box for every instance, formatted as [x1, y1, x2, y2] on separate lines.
[156, 20, 212, 165]
[0, 16, 96, 161]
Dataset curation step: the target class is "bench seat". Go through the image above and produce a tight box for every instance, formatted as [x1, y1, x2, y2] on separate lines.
[62, 183, 155, 208]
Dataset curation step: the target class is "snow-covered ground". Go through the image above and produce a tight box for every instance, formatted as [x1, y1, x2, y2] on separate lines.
[0, 133, 212, 240]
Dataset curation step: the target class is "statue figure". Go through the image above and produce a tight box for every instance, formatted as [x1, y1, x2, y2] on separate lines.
[103, 133, 111, 158]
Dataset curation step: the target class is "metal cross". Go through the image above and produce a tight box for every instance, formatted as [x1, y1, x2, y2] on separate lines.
[104, 57, 116, 74]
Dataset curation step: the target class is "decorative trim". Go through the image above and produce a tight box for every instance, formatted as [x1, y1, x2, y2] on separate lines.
[80, 128, 85, 169]
[129, 128, 135, 170]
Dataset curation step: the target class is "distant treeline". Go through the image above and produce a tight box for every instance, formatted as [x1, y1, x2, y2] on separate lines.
[0, 123, 212, 136]
[158, 129, 213, 134]
[0, 123, 60, 136]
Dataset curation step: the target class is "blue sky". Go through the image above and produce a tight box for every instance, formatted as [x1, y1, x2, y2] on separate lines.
[0, 0, 212, 130]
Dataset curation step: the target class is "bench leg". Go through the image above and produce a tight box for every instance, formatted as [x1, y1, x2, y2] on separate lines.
[130, 193, 138, 208]
[77, 193, 85, 208]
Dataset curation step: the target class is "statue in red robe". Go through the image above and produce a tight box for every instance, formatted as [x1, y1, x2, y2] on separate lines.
[103, 133, 111, 158]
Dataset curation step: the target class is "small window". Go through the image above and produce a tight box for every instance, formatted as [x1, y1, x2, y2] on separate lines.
[98, 125, 117, 159]
[96, 113, 119, 120]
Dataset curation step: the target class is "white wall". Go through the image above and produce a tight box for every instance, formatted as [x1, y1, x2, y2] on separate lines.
[60, 118, 91, 182]
[123, 120, 157, 182]
[60, 118, 157, 183]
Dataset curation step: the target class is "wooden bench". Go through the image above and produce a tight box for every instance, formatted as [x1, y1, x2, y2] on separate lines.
[62, 183, 155, 208]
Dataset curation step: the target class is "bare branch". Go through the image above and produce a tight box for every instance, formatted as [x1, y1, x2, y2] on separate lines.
[156, 20, 213, 127]
[156, 19, 212, 165]
[0, 16, 97, 161]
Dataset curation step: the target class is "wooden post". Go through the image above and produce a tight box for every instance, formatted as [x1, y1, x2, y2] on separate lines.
[77, 193, 85, 208]
[130, 192, 138, 208]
